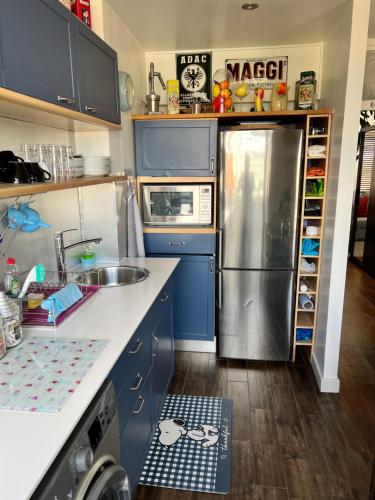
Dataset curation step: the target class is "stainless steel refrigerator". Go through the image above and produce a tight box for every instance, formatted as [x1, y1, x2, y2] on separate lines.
[217, 127, 303, 361]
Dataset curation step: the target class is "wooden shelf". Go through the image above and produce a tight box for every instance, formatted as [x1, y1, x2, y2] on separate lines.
[302, 234, 321, 239]
[0, 87, 122, 132]
[301, 254, 320, 258]
[143, 227, 216, 234]
[296, 312, 314, 327]
[137, 176, 215, 183]
[299, 273, 318, 277]
[305, 196, 324, 200]
[132, 109, 334, 121]
[297, 308, 315, 312]
[307, 134, 328, 138]
[295, 341, 313, 346]
[306, 176, 325, 179]
[0, 175, 126, 198]
[307, 155, 327, 159]
[303, 216, 322, 220]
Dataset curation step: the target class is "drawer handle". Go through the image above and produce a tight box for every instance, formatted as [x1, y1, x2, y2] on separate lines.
[85, 105, 98, 114]
[133, 396, 145, 415]
[168, 241, 186, 246]
[211, 156, 215, 174]
[129, 340, 142, 354]
[130, 373, 143, 391]
[160, 292, 169, 304]
[57, 95, 76, 105]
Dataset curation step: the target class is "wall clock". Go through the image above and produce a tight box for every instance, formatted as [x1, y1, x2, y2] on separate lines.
[118, 71, 135, 112]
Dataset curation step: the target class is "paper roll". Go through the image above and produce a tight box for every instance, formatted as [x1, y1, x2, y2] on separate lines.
[299, 294, 314, 310]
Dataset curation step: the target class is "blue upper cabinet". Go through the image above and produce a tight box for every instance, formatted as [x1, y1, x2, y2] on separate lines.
[135, 119, 218, 176]
[0, 0, 79, 110]
[75, 18, 120, 124]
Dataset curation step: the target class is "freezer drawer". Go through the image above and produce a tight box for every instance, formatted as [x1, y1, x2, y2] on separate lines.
[217, 269, 294, 361]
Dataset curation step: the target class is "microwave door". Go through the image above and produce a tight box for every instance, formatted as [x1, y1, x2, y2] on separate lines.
[142, 185, 201, 226]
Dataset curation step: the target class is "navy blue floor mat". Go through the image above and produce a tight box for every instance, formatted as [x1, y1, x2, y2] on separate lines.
[139, 394, 232, 494]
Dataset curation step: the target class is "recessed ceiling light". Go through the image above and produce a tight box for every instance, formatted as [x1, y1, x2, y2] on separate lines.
[242, 3, 259, 10]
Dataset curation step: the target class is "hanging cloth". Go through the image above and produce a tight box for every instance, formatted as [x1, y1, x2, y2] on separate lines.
[125, 179, 145, 257]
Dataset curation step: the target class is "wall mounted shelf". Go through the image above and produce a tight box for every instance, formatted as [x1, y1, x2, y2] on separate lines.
[0, 175, 126, 199]
[132, 109, 334, 121]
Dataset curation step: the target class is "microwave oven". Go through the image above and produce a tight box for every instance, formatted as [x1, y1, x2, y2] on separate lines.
[142, 184, 213, 226]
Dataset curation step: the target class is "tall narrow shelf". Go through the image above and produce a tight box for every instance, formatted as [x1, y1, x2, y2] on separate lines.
[292, 113, 332, 360]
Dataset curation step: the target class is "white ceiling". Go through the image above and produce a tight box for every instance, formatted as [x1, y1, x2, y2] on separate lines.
[108, 0, 349, 51]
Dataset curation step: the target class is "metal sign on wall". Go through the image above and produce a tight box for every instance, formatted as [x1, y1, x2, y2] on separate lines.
[226, 56, 288, 101]
[176, 52, 212, 106]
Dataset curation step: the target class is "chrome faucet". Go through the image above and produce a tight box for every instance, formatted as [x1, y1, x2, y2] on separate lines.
[55, 229, 102, 278]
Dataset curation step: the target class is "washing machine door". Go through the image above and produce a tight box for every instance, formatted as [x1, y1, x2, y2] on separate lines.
[75, 454, 131, 500]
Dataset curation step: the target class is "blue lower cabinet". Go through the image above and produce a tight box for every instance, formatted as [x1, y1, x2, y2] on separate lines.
[120, 375, 153, 492]
[151, 296, 174, 420]
[148, 254, 215, 341]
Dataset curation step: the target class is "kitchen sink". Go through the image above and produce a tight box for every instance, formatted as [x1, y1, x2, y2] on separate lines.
[78, 266, 149, 287]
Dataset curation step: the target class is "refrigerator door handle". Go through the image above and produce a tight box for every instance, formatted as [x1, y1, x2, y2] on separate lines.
[218, 271, 223, 310]
[217, 229, 223, 269]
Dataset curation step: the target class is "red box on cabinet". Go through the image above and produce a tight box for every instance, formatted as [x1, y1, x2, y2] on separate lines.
[71, 0, 91, 28]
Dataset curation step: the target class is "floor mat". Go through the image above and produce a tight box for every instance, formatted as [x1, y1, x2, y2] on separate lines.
[139, 394, 232, 494]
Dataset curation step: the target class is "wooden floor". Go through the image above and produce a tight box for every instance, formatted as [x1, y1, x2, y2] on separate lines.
[136, 262, 375, 499]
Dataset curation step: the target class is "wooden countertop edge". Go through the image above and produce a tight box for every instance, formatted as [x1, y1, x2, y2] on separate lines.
[131, 109, 334, 120]
[0, 175, 127, 198]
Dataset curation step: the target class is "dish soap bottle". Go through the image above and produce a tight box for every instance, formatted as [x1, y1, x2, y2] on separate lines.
[4, 257, 21, 298]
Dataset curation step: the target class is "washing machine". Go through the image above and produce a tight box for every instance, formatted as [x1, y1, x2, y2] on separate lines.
[32, 380, 131, 500]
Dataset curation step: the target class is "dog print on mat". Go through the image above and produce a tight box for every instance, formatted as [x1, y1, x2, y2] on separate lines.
[158, 418, 219, 448]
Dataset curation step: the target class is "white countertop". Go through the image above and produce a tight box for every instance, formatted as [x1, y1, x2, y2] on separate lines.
[0, 257, 179, 500]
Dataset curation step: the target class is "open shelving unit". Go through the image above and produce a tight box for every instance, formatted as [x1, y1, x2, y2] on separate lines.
[292, 113, 332, 359]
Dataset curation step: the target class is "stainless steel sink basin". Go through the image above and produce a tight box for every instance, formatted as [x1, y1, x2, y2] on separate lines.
[78, 266, 149, 287]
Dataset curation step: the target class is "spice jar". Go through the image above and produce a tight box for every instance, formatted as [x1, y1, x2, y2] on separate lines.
[0, 292, 23, 348]
[296, 71, 317, 110]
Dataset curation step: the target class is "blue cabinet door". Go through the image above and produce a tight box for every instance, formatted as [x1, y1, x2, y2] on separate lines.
[120, 376, 153, 492]
[0, 0, 78, 110]
[135, 119, 217, 176]
[75, 18, 120, 124]
[151, 293, 174, 419]
[148, 254, 215, 341]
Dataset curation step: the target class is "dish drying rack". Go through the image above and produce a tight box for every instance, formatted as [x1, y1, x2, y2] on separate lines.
[21, 270, 100, 327]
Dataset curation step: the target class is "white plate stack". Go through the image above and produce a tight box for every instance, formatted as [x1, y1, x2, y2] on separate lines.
[83, 156, 111, 177]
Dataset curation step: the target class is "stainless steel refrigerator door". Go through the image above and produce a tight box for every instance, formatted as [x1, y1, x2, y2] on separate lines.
[219, 129, 302, 270]
[217, 269, 294, 361]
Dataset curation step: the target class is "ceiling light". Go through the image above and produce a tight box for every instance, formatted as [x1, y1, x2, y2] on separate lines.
[241, 3, 259, 10]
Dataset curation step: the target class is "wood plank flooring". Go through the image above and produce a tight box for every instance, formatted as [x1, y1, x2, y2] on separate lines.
[136, 262, 374, 499]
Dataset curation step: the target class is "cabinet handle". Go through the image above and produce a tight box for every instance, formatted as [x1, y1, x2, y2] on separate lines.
[57, 95, 76, 105]
[152, 331, 159, 342]
[211, 156, 215, 175]
[130, 373, 143, 391]
[133, 396, 145, 415]
[168, 241, 186, 246]
[160, 292, 169, 304]
[85, 105, 98, 114]
[129, 340, 142, 354]
[210, 256, 213, 273]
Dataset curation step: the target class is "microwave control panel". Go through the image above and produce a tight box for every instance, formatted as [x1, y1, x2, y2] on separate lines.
[199, 185, 212, 224]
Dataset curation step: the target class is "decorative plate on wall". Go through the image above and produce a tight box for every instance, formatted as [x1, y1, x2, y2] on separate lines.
[118, 71, 135, 112]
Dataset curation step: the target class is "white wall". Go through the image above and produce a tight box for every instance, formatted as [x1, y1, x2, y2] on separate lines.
[146, 43, 323, 107]
[314, 0, 370, 392]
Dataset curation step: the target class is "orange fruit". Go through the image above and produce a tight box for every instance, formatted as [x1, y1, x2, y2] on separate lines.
[224, 97, 233, 109]
[220, 80, 229, 90]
